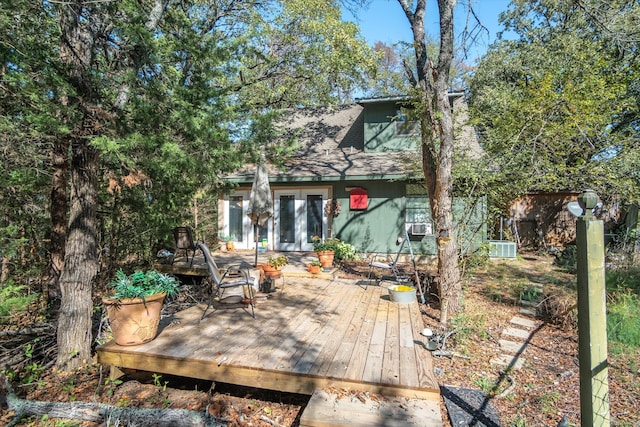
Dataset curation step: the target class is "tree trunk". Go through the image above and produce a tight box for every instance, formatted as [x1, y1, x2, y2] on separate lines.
[56, 139, 99, 371]
[399, 0, 462, 323]
[48, 139, 68, 302]
[54, 1, 100, 371]
[434, 0, 461, 322]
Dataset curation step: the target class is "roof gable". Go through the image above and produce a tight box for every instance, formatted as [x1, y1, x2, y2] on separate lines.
[227, 96, 483, 184]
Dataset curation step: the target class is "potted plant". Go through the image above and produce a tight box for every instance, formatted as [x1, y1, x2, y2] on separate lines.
[221, 235, 234, 251]
[306, 259, 322, 274]
[312, 236, 341, 269]
[262, 255, 289, 279]
[102, 269, 179, 346]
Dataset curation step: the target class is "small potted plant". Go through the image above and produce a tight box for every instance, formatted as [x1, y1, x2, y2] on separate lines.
[262, 255, 289, 279]
[102, 269, 179, 346]
[221, 235, 234, 251]
[306, 259, 322, 274]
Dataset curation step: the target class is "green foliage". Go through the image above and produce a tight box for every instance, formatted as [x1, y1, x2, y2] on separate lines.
[1, 340, 45, 386]
[105, 270, 179, 300]
[606, 268, 640, 347]
[473, 375, 494, 395]
[554, 246, 577, 273]
[468, 0, 640, 209]
[0, 281, 37, 320]
[151, 373, 168, 392]
[267, 255, 289, 268]
[509, 414, 528, 427]
[312, 237, 357, 261]
[461, 243, 491, 273]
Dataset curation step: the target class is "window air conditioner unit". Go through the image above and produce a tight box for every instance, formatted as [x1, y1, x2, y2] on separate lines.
[410, 223, 429, 236]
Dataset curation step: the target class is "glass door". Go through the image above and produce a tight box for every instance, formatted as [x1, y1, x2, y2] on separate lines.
[273, 188, 329, 251]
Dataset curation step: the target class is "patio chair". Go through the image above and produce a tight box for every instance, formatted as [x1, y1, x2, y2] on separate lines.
[172, 226, 198, 266]
[367, 230, 426, 303]
[367, 246, 407, 286]
[197, 242, 256, 319]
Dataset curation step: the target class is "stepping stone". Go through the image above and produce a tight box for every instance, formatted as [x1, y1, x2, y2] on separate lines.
[490, 354, 526, 370]
[519, 299, 538, 307]
[519, 307, 536, 317]
[510, 316, 536, 329]
[503, 327, 530, 340]
[499, 339, 527, 354]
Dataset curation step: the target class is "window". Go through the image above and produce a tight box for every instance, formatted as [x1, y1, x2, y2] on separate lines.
[405, 184, 434, 236]
[228, 195, 244, 242]
[306, 195, 323, 243]
[395, 109, 419, 136]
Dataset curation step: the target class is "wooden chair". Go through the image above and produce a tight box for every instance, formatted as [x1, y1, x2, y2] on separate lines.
[197, 242, 256, 319]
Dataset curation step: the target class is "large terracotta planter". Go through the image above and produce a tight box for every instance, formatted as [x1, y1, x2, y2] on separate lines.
[102, 292, 166, 346]
[316, 250, 335, 269]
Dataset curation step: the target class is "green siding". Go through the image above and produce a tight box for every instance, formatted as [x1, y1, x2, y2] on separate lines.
[362, 102, 420, 152]
[331, 180, 486, 256]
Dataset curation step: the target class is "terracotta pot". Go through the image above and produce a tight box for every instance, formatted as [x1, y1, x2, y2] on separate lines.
[102, 292, 166, 346]
[262, 264, 282, 279]
[307, 264, 321, 274]
[316, 250, 335, 269]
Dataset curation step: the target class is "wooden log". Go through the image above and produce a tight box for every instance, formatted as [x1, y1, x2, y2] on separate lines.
[0, 375, 226, 427]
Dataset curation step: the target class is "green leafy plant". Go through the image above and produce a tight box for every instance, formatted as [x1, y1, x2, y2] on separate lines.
[308, 259, 322, 267]
[267, 255, 289, 268]
[311, 237, 357, 261]
[62, 377, 77, 401]
[105, 269, 179, 301]
[0, 280, 37, 320]
[152, 373, 168, 392]
[473, 375, 494, 395]
[605, 268, 640, 347]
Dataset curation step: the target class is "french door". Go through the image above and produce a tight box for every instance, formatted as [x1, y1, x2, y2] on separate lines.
[273, 188, 329, 251]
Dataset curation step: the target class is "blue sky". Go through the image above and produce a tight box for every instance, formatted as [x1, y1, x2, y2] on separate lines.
[343, 0, 513, 63]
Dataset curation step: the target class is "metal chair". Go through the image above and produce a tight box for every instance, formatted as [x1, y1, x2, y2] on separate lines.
[197, 242, 256, 319]
[172, 226, 198, 266]
[367, 230, 426, 303]
[367, 242, 407, 286]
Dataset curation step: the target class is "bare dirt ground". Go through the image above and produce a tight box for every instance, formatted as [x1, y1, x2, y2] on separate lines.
[1, 253, 639, 426]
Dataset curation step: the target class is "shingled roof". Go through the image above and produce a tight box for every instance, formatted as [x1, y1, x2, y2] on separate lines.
[226, 96, 482, 184]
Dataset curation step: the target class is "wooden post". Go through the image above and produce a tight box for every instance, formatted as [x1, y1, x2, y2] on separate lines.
[575, 189, 610, 427]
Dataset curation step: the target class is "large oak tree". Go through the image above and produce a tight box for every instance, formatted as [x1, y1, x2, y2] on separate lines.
[469, 0, 640, 212]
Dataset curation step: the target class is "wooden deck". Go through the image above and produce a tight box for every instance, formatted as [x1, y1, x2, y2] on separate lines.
[96, 277, 439, 401]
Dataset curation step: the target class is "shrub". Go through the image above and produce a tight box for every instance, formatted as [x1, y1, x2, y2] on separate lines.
[554, 245, 577, 273]
[607, 292, 640, 347]
[606, 268, 640, 347]
[0, 281, 37, 320]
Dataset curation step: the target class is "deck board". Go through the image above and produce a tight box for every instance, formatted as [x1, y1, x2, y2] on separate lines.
[96, 277, 440, 400]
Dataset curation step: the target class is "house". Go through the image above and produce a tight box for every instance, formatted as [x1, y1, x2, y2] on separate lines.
[220, 94, 486, 258]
